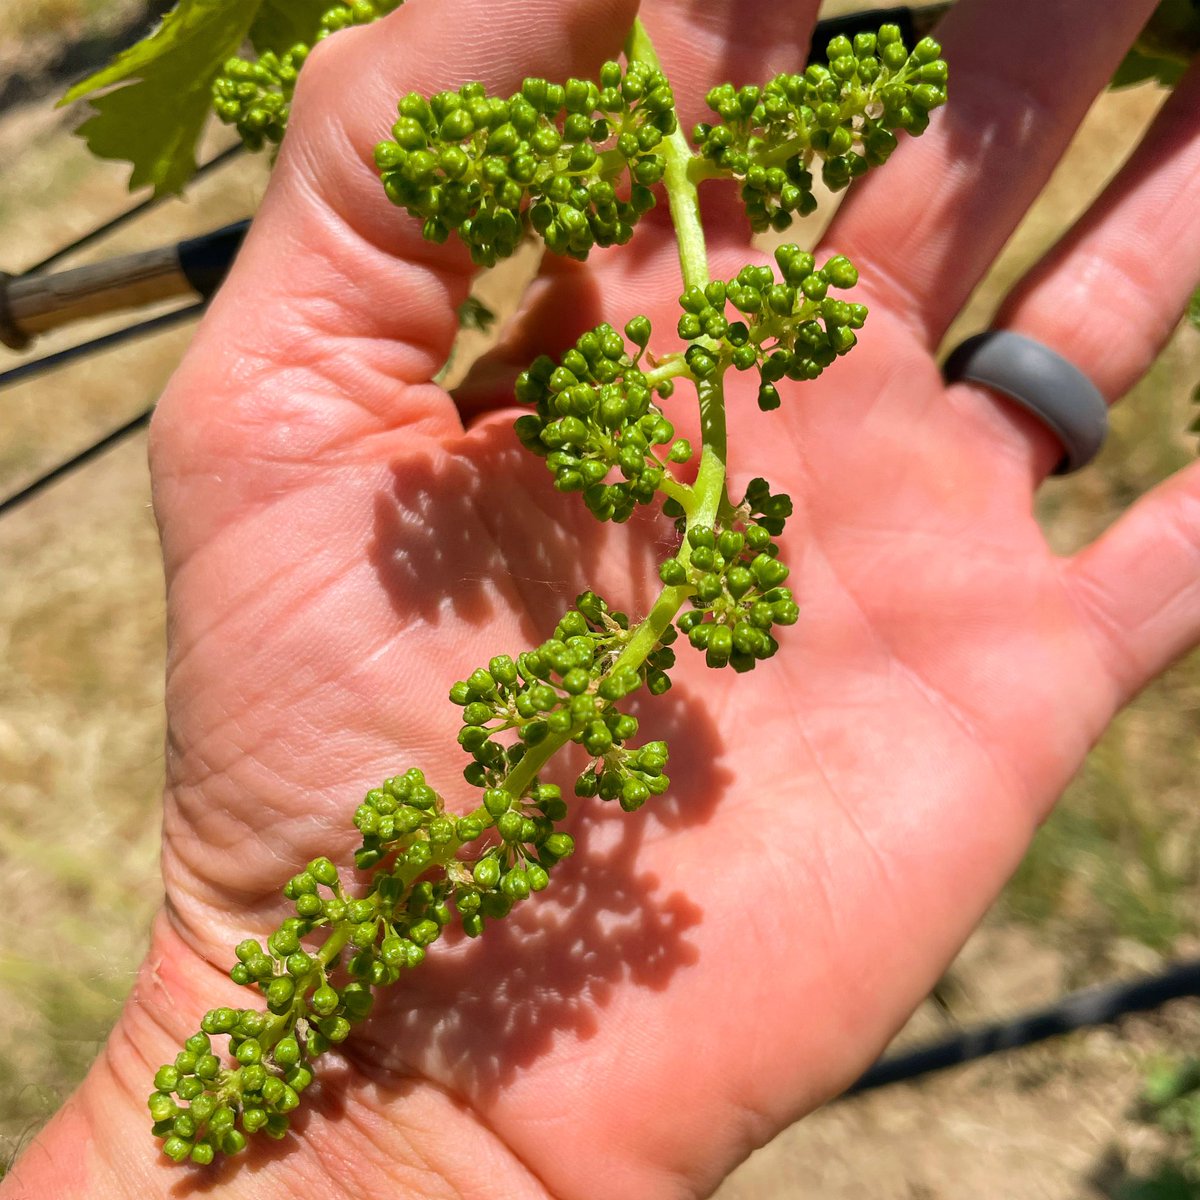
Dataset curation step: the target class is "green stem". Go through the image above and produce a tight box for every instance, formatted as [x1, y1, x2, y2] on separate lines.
[625, 18, 729, 522]
[258, 15, 732, 1078]
[642, 355, 694, 390]
[757, 133, 813, 170]
[624, 14, 730, 514]
[613, 583, 692, 671]
[316, 923, 352, 968]
[687, 157, 727, 185]
[658, 474, 694, 511]
[606, 383, 727, 674]
[625, 19, 709, 292]
[691, 376, 729, 524]
[500, 728, 570, 801]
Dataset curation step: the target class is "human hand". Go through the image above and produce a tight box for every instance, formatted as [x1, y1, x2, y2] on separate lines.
[5, 0, 1200, 1196]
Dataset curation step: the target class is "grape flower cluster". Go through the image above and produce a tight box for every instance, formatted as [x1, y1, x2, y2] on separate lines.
[675, 244, 866, 410]
[694, 26, 948, 231]
[149, 589, 674, 1164]
[447, 591, 676, 808]
[213, 0, 404, 151]
[664, 479, 800, 674]
[149, 16, 947, 1167]
[513, 319, 688, 522]
[374, 61, 676, 264]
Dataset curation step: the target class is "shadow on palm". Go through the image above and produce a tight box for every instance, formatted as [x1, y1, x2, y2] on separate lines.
[360, 419, 748, 1078]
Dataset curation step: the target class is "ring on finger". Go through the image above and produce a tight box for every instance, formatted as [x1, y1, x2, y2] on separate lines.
[942, 330, 1109, 474]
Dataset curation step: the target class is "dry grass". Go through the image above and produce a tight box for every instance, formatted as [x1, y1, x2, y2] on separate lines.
[1, 7, 1199, 1194]
[0, 88, 267, 1169]
[0, 0, 143, 41]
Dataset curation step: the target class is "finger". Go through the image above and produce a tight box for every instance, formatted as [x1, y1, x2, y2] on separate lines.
[451, 0, 827, 398]
[638, 0, 818, 129]
[1062, 457, 1200, 710]
[450, 254, 604, 419]
[972, 60, 1200, 480]
[823, 0, 1161, 348]
[162, 0, 640, 428]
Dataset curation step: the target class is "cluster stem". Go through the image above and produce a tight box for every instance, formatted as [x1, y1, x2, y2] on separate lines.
[256, 12, 726, 1072]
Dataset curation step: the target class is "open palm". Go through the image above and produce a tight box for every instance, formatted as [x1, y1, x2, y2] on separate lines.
[7, 0, 1200, 1197]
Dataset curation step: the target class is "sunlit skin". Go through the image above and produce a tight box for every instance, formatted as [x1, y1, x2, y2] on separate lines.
[5, 0, 1200, 1196]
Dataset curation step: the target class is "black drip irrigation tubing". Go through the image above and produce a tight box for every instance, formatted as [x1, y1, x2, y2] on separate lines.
[25, 144, 243, 275]
[0, 302, 206, 518]
[0, 403, 154, 519]
[847, 959, 1200, 1096]
[0, 302, 204, 393]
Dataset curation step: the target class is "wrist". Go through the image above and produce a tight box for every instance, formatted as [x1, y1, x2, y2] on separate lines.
[1, 911, 550, 1200]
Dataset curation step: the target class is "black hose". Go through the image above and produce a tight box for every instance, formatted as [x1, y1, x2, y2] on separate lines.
[847, 959, 1200, 1095]
[0, 405, 153, 519]
[0, 304, 206, 518]
[0, 303, 203, 395]
[22, 145, 243, 276]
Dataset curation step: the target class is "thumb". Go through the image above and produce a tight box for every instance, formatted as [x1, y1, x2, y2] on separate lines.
[268, 0, 642, 381]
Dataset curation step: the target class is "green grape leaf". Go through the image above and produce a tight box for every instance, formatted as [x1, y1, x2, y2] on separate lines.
[1138, 0, 1200, 59]
[1110, 49, 1182, 89]
[1112, 0, 1200, 89]
[249, 0, 334, 55]
[62, 0, 259, 196]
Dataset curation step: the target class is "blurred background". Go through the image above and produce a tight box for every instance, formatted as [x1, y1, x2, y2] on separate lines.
[0, 1, 1198, 1195]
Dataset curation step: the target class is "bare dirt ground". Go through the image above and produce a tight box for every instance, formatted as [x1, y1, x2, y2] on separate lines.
[1, 6, 1200, 1195]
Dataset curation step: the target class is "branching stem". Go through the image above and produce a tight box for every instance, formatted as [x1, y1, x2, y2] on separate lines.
[625, 19, 709, 293]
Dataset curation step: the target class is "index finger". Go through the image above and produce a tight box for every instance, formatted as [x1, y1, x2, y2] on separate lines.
[822, 0, 1161, 348]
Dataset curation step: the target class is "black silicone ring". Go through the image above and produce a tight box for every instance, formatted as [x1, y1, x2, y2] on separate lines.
[942, 331, 1108, 474]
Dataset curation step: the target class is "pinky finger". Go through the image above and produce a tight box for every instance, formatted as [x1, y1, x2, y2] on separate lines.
[1063, 458, 1200, 708]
